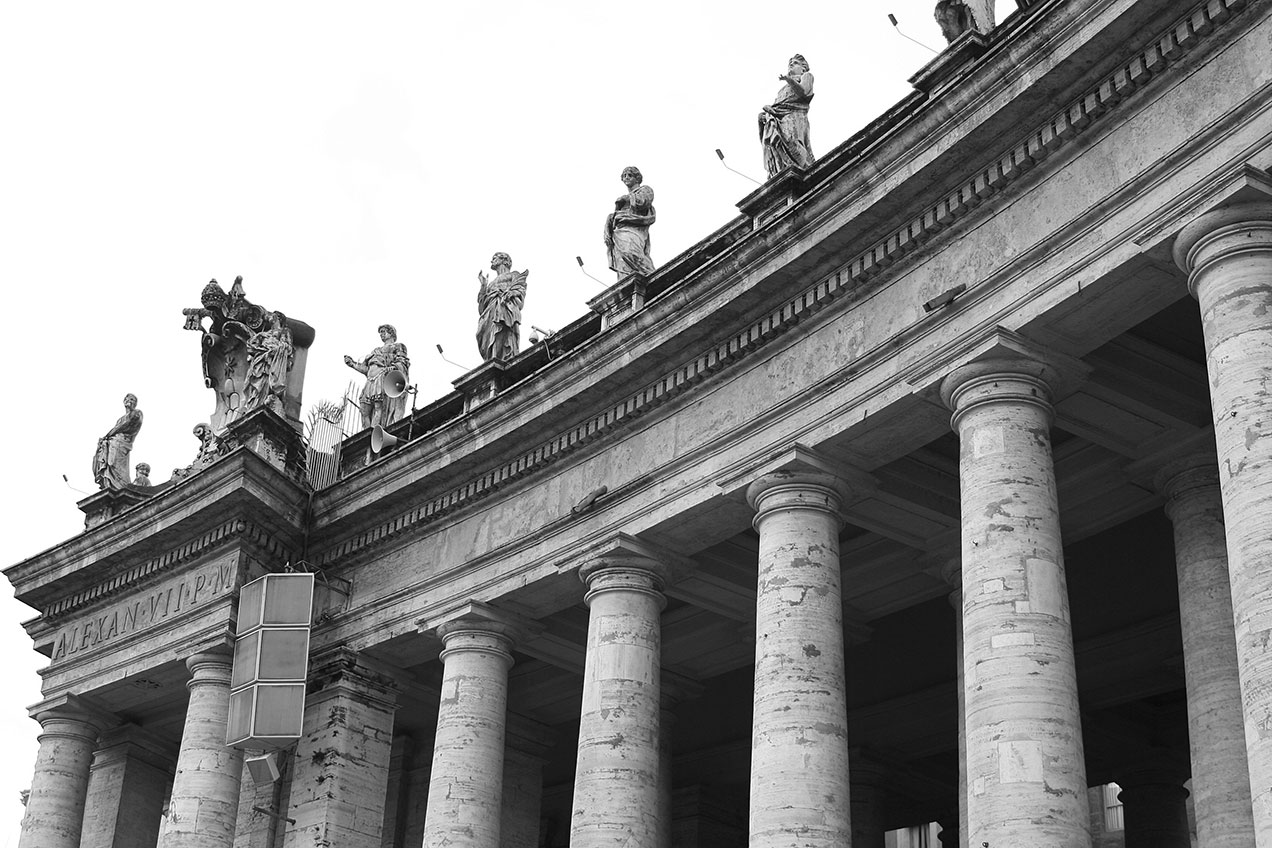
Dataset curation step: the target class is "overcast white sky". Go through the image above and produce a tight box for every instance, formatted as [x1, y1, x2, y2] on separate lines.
[0, 1, 1000, 840]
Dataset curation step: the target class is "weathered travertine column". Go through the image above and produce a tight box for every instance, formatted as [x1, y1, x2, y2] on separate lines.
[500, 715, 554, 848]
[849, 752, 888, 848]
[1157, 455, 1255, 848]
[656, 672, 701, 848]
[422, 611, 517, 848]
[942, 558, 968, 848]
[1117, 761, 1191, 848]
[745, 470, 851, 848]
[81, 725, 172, 848]
[570, 553, 665, 848]
[158, 651, 244, 848]
[941, 359, 1091, 848]
[18, 704, 103, 848]
[282, 649, 398, 848]
[1175, 200, 1272, 845]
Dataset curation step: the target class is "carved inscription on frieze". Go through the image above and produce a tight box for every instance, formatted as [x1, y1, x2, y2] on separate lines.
[50, 558, 237, 663]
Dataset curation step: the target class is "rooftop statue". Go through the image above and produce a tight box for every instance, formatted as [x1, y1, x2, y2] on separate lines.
[759, 55, 815, 177]
[133, 463, 152, 486]
[477, 253, 528, 362]
[92, 393, 143, 489]
[604, 166, 656, 279]
[344, 324, 411, 430]
[244, 311, 295, 416]
[936, 0, 994, 41]
[182, 276, 314, 431]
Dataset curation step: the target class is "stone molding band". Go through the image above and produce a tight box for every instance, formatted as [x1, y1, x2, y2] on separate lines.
[315, 0, 1247, 574]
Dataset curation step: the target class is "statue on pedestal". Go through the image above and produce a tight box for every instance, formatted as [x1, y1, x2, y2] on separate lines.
[604, 166, 656, 279]
[344, 324, 411, 430]
[92, 394, 143, 489]
[182, 276, 312, 431]
[759, 55, 815, 177]
[477, 253, 528, 362]
[936, 0, 993, 41]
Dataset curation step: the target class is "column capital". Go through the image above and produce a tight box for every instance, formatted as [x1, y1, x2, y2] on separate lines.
[29, 694, 112, 739]
[580, 554, 667, 609]
[1173, 200, 1272, 286]
[940, 358, 1060, 431]
[307, 645, 401, 708]
[746, 469, 848, 528]
[1154, 452, 1221, 518]
[185, 649, 233, 690]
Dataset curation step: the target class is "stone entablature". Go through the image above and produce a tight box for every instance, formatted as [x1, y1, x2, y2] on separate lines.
[303, 3, 1270, 661]
[47, 557, 238, 663]
[308, 0, 1255, 577]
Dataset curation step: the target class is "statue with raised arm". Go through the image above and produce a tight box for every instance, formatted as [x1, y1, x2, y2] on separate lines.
[476, 252, 528, 362]
[759, 54, 815, 177]
[92, 393, 143, 489]
[604, 166, 656, 279]
[344, 324, 411, 430]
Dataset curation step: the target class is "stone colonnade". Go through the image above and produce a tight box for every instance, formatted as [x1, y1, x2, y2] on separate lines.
[18, 201, 1272, 848]
[1176, 199, 1272, 847]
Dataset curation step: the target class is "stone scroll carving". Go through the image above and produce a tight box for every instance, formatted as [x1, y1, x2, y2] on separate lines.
[604, 166, 656, 279]
[477, 253, 528, 362]
[181, 277, 314, 432]
[759, 55, 815, 177]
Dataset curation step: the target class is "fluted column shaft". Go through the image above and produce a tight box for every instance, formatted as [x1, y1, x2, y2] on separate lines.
[570, 559, 665, 848]
[423, 624, 514, 848]
[746, 471, 851, 848]
[1176, 201, 1272, 846]
[1158, 457, 1255, 848]
[942, 363, 1090, 848]
[158, 651, 244, 848]
[18, 708, 101, 848]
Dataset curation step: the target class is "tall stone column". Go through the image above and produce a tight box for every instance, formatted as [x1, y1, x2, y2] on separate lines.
[81, 725, 172, 848]
[18, 704, 103, 848]
[1156, 455, 1255, 848]
[849, 752, 888, 848]
[282, 649, 398, 848]
[422, 610, 518, 848]
[745, 470, 852, 848]
[941, 359, 1091, 848]
[159, 651, 244, 848]
[1175, 200, 1272, 845]
[657, 672, 702, 848]
[942, 558, 968, 848]
[1117, 760, 1191, 848]
[570, 552, 665, 848]
[499, 715, 554, 848]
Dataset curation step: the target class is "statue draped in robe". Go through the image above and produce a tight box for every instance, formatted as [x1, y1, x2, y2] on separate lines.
[476, 252, 528, 362]
[92, 394, 143, 489]
[759, 54, 815, 177]
[604, 166, 656, 279]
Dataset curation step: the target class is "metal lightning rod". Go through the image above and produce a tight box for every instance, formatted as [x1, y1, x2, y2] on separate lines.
[576, 256, 609, 287]
[888, 13, 940, 54]
[715, 149, 763, 186]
